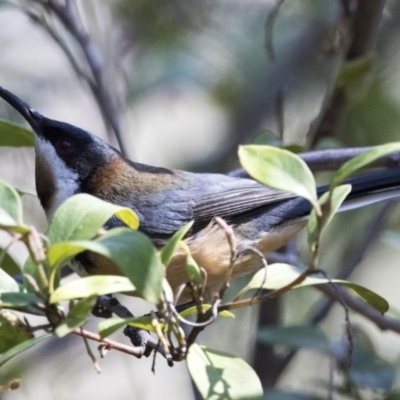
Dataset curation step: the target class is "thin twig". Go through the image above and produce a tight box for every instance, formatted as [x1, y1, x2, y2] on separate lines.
[28, 0, 126, 154]
[72, 327, 145, 358]
[79, 327, 101, 373]
[312, 202, 394, 324]
[308, 0, 386, 147]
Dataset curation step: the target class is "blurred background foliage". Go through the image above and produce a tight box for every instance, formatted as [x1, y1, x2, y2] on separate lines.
[1, 0, 400, 399]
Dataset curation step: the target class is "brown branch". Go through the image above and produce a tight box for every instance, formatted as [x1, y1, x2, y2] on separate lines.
[72, 327, 145, 358]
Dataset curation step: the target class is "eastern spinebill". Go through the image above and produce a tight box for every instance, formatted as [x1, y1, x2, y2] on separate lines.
[1, 86, 400, 303]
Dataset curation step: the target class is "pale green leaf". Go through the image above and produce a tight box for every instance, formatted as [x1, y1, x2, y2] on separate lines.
[236, 263, 388, 314]
[187, 344, 263, 400]
[160, 221, 193, 266]
[239, 145, 319, 212]
[0, 120, 34, 147]
[179, 304, 235, 319]
[307, 184, 352, 251]
[48, 229, 164, 303]
[0, 179, 29, 233]
[15, 187, 37, 197]
[332, 143, 400, 188]
[98, 316, 155, 338]
[46, 193, 139, 243]
[95, 229, 164, 304]
[50, 275, 135, 303]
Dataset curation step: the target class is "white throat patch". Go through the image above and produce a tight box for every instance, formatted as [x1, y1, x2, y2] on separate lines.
[35, 137, 79, 221]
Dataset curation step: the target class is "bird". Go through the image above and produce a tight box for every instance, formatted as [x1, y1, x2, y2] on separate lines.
[1, 85, 400, 304]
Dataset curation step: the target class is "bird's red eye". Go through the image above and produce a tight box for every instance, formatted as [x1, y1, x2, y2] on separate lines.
[57, 139, 73, 154]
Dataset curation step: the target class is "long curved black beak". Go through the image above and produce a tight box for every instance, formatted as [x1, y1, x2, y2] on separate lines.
[0, 86, 42, 133]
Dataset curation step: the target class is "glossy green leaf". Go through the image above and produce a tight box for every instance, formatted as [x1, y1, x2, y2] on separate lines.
[239, 145, 320, 213]
[160, 221, 193, 266]
[0, 268, 19, 293]
[50, 275, 135, 303]
[187, 344, 263, 400]
[98, 316, 155, 338]
[55, 296, 97, 337]
[49, 228, 164, 303]
[179, 304, 235, 319]
[0, 120, 34, 147]
[0, 314, 33, 353]
[257, 325, 330, 352]
[46, 193, 139, 243]
[332, 143, 400, 188]
[0, 333, 52, 367]
[307, 184, 352, 251]
[236, 263, 388, 314]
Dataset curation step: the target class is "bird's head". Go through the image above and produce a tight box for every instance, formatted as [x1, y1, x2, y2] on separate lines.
[0, 86, 118, 219]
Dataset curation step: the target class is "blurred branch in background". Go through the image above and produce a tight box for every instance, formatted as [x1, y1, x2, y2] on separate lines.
[20, 0, 126, 154]
[308, 0, 387, 148]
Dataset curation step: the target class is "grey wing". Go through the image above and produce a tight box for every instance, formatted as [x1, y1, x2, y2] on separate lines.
[112, 172, 297, 244]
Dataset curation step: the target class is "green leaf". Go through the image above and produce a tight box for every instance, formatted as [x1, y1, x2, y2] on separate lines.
[160, 221, 193, 266]
[0, 292, 43, 309]
[307, 184, 352, 251]
[179, 304, 235, 319]
[0, 333, 52, 368]
[0, 314, 33, 353]
[98, 316, 155, 338]
[332, 143, 400, 188]
[48, 229, 164, 303]
[0, 248, 20, 276]
[55, 296, 97, 337]
[257, 325, 331, 352]
[0, 179, 29, 233]
[236, 263, 389, 314]
[239, 145, 319, 213]
[15, 187, 37, 197]
[50, 275, 135, 303]
[95, 229, 164, 304]
[0, 120, 34, 147]
[0, 268, 20, 293]
[46, 193, 139, 243]
[187, 344, 263, 400]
